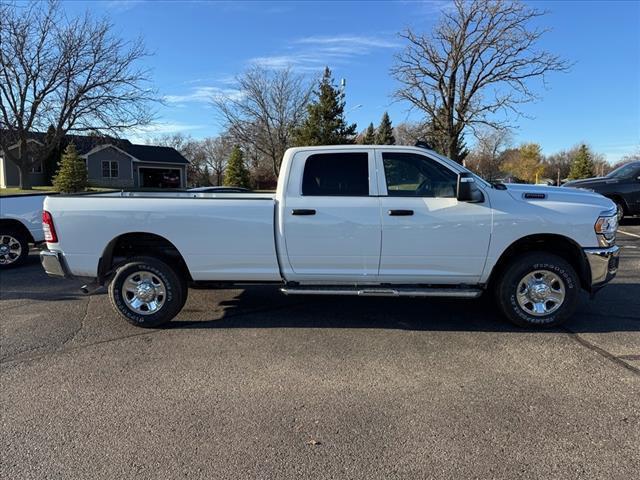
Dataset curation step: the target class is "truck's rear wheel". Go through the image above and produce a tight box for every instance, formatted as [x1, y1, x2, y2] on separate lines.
[495, 253, 579, 328]
[0, 229, 29, 269]
[108, 256, 186, 327]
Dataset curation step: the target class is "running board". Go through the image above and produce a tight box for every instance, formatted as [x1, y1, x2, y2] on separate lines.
[280, 287, 482, 299]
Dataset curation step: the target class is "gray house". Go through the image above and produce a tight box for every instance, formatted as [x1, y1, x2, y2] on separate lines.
[1, 134, 189, 189]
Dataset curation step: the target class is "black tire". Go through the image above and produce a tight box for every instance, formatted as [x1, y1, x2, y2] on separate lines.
[614, 200, 625, 221]
[495, 252, 580, 328]
[178, 276, 190, 311]
[0, 228, 30, 269]
[108, 256, 186, 328]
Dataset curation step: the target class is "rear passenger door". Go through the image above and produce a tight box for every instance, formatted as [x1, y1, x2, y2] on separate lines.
[281, 149, 381, 282]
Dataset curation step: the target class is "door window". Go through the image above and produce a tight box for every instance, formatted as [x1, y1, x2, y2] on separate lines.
[382, 152, 456, 198]
[302, 152, 369, 196]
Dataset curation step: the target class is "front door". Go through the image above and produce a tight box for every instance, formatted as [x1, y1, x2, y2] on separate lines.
[376, 149, 492, 284]
[281, 149, 381, 282]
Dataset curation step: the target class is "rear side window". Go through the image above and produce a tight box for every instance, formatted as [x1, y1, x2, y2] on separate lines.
[302, 152, 369, 196]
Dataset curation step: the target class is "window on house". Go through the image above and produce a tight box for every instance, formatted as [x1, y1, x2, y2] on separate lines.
[301, 152, 369, 196]
[102, 161, 119, 178]
[29, 162, 43, 173]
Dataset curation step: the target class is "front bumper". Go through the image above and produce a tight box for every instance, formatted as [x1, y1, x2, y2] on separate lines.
[583, 245, 620, 290]
[40, 250, 71, 278]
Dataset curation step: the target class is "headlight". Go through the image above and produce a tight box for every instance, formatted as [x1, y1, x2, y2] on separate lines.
[594, 215, 618, 246]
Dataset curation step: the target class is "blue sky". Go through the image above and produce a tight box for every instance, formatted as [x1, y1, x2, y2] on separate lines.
[62, 0, 639, 162]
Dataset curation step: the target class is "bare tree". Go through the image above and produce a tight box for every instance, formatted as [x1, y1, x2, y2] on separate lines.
[464, 128, 511, 181]
[0, 0, 155, 188]
[149, 133, 191, 153]
[543, 150, 573, 185]
[201, 135, 233, 186]
[213, 66, 312, 176]
[614, 149, 640, 169]
[150, 133, 211, 187]
[392, 0, 570, 163]
[394, 122, 429, 146]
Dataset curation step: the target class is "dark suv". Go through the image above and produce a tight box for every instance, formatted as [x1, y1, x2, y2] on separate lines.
[563, 161, 640, 220]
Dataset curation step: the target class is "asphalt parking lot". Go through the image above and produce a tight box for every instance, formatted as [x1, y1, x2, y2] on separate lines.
[1, 221, 639, 479]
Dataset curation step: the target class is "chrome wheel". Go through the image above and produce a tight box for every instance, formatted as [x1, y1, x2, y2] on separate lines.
[121, 270, 167, 315]
[516, 270, 566, 317]
[0, 235, 22, 265]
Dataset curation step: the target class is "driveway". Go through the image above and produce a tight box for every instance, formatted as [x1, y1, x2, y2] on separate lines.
[1, 221, 639, 479]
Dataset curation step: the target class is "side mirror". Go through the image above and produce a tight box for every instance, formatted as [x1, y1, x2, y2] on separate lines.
[457, 172, 484, 202]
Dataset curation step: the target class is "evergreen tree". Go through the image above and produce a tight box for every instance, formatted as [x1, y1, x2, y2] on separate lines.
[52, 143, 88, 193]
[361, 123, 376, 144]
[294, 67, 357, 146]
[375, 112, 395, 145]
[568, 144, 595, 180]
[223, 145, 251, 188]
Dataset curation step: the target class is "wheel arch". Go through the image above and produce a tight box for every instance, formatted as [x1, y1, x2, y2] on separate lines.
[487, 233, 591, 292]
[0, 219, 35, 243]
[98, 232, 192, 285]
[603, 194, 628, 214]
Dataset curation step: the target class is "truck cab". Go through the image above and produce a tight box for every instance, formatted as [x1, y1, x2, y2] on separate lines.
[276, 147, 491, 285]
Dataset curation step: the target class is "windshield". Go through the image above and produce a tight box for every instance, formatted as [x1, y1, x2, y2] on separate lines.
[607, 163, 639, 179]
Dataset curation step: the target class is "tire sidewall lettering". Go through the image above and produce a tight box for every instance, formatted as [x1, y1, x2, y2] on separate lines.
[113, 264, 175, 325]
[502, 255, 579, 326]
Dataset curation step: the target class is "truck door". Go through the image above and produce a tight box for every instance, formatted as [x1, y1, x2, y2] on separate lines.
[626, 165, 640, 213]
[280, 149, 381, 282]
[375, 149, 492, 284]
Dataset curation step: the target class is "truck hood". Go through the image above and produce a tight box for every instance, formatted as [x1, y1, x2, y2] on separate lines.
[562, 176, 619, 188]
[504, 183, 615, 213]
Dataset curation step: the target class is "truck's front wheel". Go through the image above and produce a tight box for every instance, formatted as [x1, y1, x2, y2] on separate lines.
[495, 253, 579, 328]
[108, 256, 186, 327]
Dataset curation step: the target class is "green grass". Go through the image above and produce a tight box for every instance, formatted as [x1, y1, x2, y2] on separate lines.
[0, 186, 56, 196]
[0, 186, 114, 196]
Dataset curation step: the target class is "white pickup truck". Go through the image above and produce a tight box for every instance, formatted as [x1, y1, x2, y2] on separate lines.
[0, 193, 48, 268]
[40, 145, 620, 328]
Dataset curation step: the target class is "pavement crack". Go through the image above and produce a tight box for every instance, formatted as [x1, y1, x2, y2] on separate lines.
[562, 327, 640, 376]
[61, 296, 91, 347]
[0, 330, 158, 367]
[0, 297, 316, 367]
[617, 354, 640, 361]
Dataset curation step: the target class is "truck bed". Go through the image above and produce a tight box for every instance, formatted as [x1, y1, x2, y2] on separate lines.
[95, 190, 275, 200]
[43, 192, 280, 281]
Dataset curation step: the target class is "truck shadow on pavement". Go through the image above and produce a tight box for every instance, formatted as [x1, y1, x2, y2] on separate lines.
[0, 254, 87, 302]
[620, 217, 640, 227]
[2, 252, 638, 334]
[170, 282, 640, 334]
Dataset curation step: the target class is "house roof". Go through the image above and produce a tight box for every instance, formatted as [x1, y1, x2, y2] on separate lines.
[1, 130, 189, 164]
[124, 144, 190, 165]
